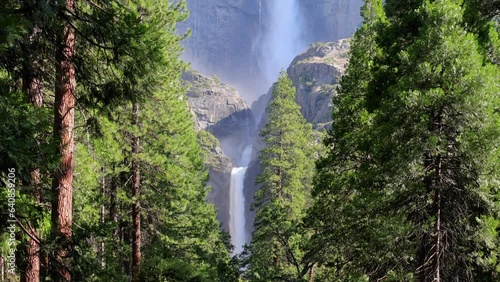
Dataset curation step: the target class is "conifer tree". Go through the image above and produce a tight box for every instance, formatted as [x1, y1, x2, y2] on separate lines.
[1, 0, 238, 281]
[0, 1, 56, 281]
[308, 0, 500, 281]
[245, 71, 315, 281]
[69, 1, 238, 280]
[305, 2, 397, 280]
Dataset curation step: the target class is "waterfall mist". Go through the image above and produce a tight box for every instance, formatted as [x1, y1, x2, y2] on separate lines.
[259, 0, 306, 85]
[227, 0, 307, 256]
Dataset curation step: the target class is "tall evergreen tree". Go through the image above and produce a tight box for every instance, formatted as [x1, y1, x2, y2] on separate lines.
[245, 71, 316, 281]
[308, 0, 500, 281]
[51, 0, 76, 279]
[69, 1, 238, 281]
[0, 1, 56, 281]
[1, 0, 238, 281]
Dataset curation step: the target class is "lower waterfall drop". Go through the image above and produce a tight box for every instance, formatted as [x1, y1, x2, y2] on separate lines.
[229, 144, 253, 255]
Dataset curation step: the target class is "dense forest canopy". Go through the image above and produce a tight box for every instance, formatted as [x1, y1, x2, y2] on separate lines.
[0, 0, 499, 281]
[0, 0, 236, 281]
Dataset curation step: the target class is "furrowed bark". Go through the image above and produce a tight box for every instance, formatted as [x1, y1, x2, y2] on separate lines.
[51, 0, 76, 279]
[22, 170, 42, 282]
[1, 256, 5, 281]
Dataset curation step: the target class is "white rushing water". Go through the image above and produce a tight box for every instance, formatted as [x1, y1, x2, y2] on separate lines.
[229, 0, 305, 256]
[230, 145, 253, 255]
[260, 0, 305, 83]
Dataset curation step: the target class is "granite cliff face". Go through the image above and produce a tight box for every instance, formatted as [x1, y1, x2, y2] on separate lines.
[244, 39, 352, 233]
[197, 129, 233, 231]
[288, 39, 350, 128]
[184, 71, 252, 134]
[184, 70, 254, 231]
[180, 0, 361, 242]
[179, 0, 263, 99]
[298, 0, 363, 44]
[252, 39, 350, 130]
[180, 0, 362, 101]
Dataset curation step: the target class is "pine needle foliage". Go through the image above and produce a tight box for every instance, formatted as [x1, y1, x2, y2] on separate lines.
[307, 0, 500, 281]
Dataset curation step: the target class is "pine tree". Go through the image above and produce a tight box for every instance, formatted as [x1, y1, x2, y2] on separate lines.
[245, 71, 316, 281]
[0, 1, 56, 281]
[305, 1, 398, 280]
[1, 0, 237, 281]
[69, 1, 237, 280]
[51, 0, 76, 279]
[308, 0, 500, 281]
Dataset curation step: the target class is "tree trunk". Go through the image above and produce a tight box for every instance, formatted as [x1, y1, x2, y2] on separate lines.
[432, 155, 442, 282]
[273, 241, 279, 268]
[109, 176, 119, 238]
[432, 111, 444, 282]
[120, 218, 131, 277]
[131, 102, 141, 282]
[417, 110, 444, 282]
[99, 175, 106, 269]
[308, 264, 314, 282]
[109, 177, 117, 223]
[51, 0, 76, 279]
[22, 24, 44, 282]
[23, 237, 41, 282]
[1, 256, 4, 281]
[23, 170, 42, 282]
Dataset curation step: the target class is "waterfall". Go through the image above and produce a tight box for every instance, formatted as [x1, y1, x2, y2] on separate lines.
[228, 0, 306, 256]
[260, 0, 305, 84]
[229, 145, 253, 255]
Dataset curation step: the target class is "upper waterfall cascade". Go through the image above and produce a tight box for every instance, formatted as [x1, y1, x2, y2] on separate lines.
[260, 0, 305, 84]
[228, 0, 306, 256]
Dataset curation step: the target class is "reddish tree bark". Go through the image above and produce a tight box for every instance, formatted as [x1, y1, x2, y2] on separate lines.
[51, 0, 76, 280]
[21, 25, 44, 282]
[131, 102, 141, 282]
[22, 170, 41, 282]
[1, 256, 5, 281]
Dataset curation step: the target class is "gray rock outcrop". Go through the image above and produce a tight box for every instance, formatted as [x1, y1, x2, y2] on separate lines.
[243, 39, 351, 239]
[288, 39, 350, 128]
[184, 71, 251, 133]
[179, 0, 263, 100]
[184, 70, 255, 231]
[180, 0, 363, 102]
[252, 39, 351, 130]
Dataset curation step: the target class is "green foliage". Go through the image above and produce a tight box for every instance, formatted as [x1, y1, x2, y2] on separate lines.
[0, 73, 55, 282]
[0, 0, 236, 281]
[71, 1, 236, 280]
[198, 130, 231, 171]
[307, 0, 500, 281]
[244, 71, 316, 281]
